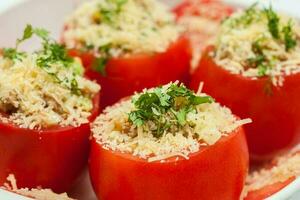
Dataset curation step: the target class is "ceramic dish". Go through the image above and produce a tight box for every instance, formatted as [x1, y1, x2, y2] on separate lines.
[0, 0, 299, 199]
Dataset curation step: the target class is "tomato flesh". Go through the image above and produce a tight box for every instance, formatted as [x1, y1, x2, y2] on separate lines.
[190, 47, 300, 160]
[89, 126, 249, 200]
[68, 36, 191, 108]
[0, 93, 100, 193]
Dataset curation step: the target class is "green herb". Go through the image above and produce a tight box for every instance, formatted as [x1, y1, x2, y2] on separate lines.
[36, 40, 82, 94]
[2, 24, 82, 95]
[226, 3, 259, 27]
[16, 24, 34, 47]
[246, 39, 271, 77]
[282, 20, 297, 51]
[32, 27, 49, 40]
[15, 24, 50, 47]
[242, 2, 259, 25]
[264, 6, 280, 39]
[37, 42, 73, 68]
[92, 57, 108, 76]
[247, 55, 265, 66]
[128, 83, 214, 137]
[99, 0, 128, 24]
[90, 44, 111, 76]
[2, 48, 25, 61]
[70, 78, 81, 95]
[85, 44, 95, 51]
[257, 64, 268, 77]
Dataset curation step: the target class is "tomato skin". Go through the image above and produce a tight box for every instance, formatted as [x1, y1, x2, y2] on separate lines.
[68, 36, 191, 108]
[0, 93, 100, 193]
[89, 126, 249, 200]
[190, 47, 300, 160]
[244, 177, 295, 200]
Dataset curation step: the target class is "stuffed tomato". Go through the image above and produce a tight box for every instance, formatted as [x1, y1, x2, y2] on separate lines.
[89, 82, 250, 200]
[243, 150, 300, 200]
[190, 5, 300, 160]
[0, 25, 101, 192]
[63, 0, 191, 108]
[174, 0, 234, 68]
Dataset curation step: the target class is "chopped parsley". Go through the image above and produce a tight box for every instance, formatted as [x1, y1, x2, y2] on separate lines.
[90, 0, 129, 75]
[128, 83, 214, 138]
[98, 0, 128, 24]
[264, 6, 297, 51]
[36, 42, 74, 69]
[92, 57, 108, 76]
[2, 24, 83, 95]
[246, 39, 270, 77]
[224, 3, 259, 27]
[235, 5, 298, 77]
[282, 20, 297, 51]
[2, 48, 25, 61]
[90, 44, 111, 76]
[264, 6, 280, 39]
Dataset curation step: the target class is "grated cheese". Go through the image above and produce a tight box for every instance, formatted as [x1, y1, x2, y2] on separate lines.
[214, 6, 300, 86]
[63, 0, 180, 57]
[0, 53, 100, 129]
[92, 83, 251, 162]
[2, 174, 73, 200]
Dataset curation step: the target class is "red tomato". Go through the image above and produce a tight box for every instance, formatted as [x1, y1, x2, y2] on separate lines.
[190, 46, 300, 160]
[89, 126, 249, 200]
[0, 93, 100, 193]
[68, 36, 191, 108]
[244, 177, 295, 200]
[174, 0, 233, 21]
[173, 0, 233, 71]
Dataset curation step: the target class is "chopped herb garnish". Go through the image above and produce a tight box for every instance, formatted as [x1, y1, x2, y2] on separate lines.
[92, 57, 108, 76]
[90, 44, 111, 76]
[16, 24, 34, 47]
[98, 0, 128, 24]
[2, 48, 25, 61]
[242, 2, 259, 25]
[128, 83, 214, 138]
[37, 42, 74, 69]
[1, 24, 82, 95]
[225, 3, 258, 27]
[257, 64, 268, 77]
[282, 20, 297, 51]
[264, 6, 280, 39]
[246, 39, 270, 77]
[264, 6, 297, 51]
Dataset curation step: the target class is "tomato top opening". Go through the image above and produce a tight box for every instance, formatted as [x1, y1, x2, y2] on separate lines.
[91, 82, 251, 162]
[0, 92, 100, 133]
[191, 45, 300, 159]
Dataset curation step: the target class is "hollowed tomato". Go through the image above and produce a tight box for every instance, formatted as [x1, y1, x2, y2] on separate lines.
[190, 46, 300, 160]
[89, 126, 249, 200]
[68, 36, 191, 108]
[0, 93, 100, 193]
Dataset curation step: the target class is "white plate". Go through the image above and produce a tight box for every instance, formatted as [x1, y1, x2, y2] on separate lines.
[0, 0, 300, 199]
